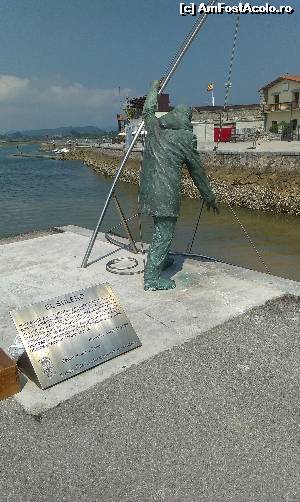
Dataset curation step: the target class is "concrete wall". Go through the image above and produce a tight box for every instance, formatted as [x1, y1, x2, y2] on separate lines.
[235, 120, 264, 132]
[192, 106, 263, 125]
[86, 146, 300, 174]
[192, 123, 214, 144]
[64, 148, 300, 215]
[201, 150, 300, 172]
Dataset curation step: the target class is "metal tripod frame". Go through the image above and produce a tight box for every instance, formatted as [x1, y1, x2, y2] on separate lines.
[81, 0, 217, 268]
[112, 194, 138, 254]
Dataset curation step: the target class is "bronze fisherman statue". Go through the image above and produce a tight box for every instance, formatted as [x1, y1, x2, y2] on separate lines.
[140, 80, 219, 291]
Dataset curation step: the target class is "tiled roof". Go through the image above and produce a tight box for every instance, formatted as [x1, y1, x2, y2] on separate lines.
[259, 75, 300, 90]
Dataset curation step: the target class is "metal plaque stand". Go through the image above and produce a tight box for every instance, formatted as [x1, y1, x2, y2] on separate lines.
[10, 283, 142, 389]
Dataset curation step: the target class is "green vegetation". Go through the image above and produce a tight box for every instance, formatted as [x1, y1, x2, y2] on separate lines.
[269, 123, 278, 133]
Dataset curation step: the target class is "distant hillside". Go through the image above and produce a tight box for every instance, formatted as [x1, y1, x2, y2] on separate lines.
[2, 126, 118, 139]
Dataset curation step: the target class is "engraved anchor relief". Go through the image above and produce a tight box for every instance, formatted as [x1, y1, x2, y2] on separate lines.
[39, 356, 55, 379]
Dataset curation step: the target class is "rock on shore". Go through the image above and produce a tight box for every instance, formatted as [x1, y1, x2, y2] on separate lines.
[62, 148, 300, 216]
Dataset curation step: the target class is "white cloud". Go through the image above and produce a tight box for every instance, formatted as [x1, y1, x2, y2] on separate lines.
[0, 75, 30, 103]
[0, 74, 131, 131]
[35, 80, 128, 108]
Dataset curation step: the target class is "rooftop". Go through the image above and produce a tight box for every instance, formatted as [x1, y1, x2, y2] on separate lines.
[259, 74, 300, 90]
[193, 104, 261, 112]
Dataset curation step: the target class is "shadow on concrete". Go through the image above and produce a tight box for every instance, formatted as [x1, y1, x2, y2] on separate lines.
[162, 254, 184, 280]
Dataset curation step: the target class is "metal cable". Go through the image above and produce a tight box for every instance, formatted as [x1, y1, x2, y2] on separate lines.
[186, 201, 204, 253]
[214, 13, 240, 152]
[106, 256, 143, 275]
[213, 14, 270, 274]
[186, 15, 241, 255]
[187, 14, 270, 274]
[105, 211, 140, 234]
[228, 205, 271, 274]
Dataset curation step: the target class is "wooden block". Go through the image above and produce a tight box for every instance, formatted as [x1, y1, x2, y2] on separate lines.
[0, 348, 20, 400]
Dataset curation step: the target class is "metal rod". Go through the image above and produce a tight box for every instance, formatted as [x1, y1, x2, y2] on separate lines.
[81, 1, 217, 268]
[113, 194, 138, 254]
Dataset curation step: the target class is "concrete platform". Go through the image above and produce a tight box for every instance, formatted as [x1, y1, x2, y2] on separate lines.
[0, 225, 299, 415]
[1, 226, 300, 501]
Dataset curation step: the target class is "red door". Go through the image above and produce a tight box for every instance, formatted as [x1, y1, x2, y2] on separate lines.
[214, 127, 234, 142]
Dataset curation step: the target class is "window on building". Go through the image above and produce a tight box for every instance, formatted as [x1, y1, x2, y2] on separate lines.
[274, 94, 280, 110]
[291, 119, 297, 131]
[270, 120, 278, 133]
[294, 92, 299, 103]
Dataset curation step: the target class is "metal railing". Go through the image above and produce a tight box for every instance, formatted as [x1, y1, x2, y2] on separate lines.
[263, 101, 300, 112]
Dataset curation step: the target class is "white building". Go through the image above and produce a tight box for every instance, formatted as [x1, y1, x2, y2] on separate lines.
[260, 74, 300, 136]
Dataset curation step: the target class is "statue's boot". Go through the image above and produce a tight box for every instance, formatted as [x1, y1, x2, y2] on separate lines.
[162, 255, 174, 270]
[143, 216, 177, 291]
[144, 256, 175, 291]
[144, 278, 175, 291]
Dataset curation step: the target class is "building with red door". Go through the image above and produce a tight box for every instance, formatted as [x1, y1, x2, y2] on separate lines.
[192, 104, 264, 143]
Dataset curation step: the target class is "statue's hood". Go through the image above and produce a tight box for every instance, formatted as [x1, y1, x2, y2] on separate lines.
[158, 104, 193, 130]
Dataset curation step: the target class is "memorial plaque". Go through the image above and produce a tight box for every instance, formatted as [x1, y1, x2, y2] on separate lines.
[10, 283, 141, 389]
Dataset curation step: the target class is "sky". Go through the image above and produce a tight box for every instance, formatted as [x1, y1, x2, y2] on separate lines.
[0, 0, 298, 132]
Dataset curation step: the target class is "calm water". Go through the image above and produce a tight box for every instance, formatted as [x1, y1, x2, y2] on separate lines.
[1, 143, 299, 281]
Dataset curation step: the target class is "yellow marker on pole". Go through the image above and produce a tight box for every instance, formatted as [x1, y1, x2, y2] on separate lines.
[207, 83, 215, 106]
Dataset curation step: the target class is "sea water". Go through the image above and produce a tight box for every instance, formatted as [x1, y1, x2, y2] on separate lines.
[1, 143, 299, 281]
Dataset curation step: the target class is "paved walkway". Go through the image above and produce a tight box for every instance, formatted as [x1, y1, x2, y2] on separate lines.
[96, 140, 300, 155]
[198, 140, 300, 154]
[0, 226, 299, 501]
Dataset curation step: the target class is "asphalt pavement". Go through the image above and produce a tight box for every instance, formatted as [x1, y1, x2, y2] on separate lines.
[1, 294, 299, 502]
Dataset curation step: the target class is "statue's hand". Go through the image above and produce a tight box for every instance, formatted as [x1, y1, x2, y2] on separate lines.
[207, 200, 220, 215]
[152, 79, 163, 90]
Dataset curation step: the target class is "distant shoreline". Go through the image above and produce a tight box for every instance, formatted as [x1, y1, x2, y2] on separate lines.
[61, 147, 300, 216]
[0, 140, 41, 147]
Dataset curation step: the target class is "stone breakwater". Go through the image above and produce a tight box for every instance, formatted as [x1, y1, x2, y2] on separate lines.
[62, 147, 300, 216]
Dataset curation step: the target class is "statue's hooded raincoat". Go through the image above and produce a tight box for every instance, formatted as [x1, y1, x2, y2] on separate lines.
[139, 80, 216, 218]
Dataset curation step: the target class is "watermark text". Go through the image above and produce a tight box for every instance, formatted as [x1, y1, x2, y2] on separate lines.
[179, 2, 295, 15]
